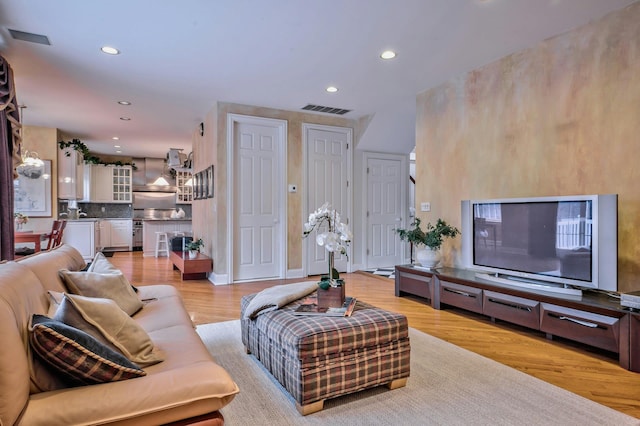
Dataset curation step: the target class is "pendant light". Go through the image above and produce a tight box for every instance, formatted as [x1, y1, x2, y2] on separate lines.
[16, 105, 45, 179]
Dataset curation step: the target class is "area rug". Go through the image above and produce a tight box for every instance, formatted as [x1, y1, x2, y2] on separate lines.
[196, 321, 638, 426]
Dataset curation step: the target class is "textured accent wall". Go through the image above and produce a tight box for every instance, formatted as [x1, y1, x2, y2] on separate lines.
[416, 3, 640, 292]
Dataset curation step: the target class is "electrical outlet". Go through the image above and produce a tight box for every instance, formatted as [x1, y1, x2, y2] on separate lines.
[420, 202, 431, 212]
[101, 207, 106, 213]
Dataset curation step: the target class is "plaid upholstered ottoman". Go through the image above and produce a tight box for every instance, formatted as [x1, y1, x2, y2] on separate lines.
[240, 293, 410, 415]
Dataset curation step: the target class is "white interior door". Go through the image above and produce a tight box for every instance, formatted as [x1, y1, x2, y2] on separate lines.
[305, 124, 351, 276]
[233, 118, 284, 281]
[366, 154, 405, 269]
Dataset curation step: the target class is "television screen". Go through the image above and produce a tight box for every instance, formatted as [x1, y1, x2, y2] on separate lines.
[461, 194, 617, 293]
[473, 200, 593, 283]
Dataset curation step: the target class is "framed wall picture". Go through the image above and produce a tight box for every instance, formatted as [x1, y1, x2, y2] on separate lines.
[201, 169, 208, 200]
[14, 160, 52, 217]
[193, 171, 202, 200]
[206, 165, 214, 198]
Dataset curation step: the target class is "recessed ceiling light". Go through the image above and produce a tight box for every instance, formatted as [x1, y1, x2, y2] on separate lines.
[114, 145, 121, 148]
[117, 100, 131, 105]
[120, 117, 131, 121]
[326, 86, 338, 93]
[380, 50, 396, 60]
[112, 136, 119, 140]
[115, 150, 122, 154]
[101, 46, 120, 55]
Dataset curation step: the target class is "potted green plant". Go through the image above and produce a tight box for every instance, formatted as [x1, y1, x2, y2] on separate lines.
[395, 218, 460, 268]
[185, 238, 204, 259]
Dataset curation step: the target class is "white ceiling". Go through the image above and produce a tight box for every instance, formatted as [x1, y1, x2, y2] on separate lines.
[0, 0, 635, 158]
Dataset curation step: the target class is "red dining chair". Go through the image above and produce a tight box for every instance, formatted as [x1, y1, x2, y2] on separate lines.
[45, 220, 67, 250]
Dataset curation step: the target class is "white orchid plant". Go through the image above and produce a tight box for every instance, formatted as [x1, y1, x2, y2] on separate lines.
[303, 203, 352, 288]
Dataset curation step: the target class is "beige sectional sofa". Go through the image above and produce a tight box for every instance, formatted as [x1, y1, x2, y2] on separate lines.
[0, 244, 239, 425]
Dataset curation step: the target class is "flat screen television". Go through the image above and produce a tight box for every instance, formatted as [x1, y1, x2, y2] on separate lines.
[461, 194, 617, 295]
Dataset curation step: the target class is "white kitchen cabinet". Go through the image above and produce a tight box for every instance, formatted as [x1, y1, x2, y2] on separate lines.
[112, 167, 132, 202]
[176, 170, 193, 204]
[57, 147, 84, 200]
[83, 164, 132, 203]
[61, 220, 97, 261]
[100, 219, 133, 250]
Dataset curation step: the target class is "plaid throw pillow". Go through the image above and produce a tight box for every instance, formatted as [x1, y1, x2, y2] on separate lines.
[29, 315, 146, 386]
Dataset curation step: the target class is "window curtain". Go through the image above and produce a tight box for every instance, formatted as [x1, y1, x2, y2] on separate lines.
[0, 55, 22, 261]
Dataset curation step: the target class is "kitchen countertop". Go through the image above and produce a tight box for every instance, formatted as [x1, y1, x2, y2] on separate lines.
[64, 218, 133, 221]
[64, 217, 192, 222]
[141, 218, 192, 222]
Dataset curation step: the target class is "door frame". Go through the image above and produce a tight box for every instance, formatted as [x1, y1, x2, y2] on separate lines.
[361, 151, 409, 269]
[302, 123, 353, 278]
[226, 113, 288, 283]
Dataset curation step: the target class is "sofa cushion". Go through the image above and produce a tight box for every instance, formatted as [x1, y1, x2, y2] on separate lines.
[58, 270, 143, 315]
[54, 293, 164, 367]
[29, 314, 146, 386]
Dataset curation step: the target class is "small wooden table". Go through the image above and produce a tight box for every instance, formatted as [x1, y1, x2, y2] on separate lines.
[169, 250, 213, 280]
[15, 231, 49, 253]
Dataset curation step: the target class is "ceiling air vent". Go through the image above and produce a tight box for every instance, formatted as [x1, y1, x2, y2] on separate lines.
[302, 104, 351, 115]
[8, 29, 51, 45]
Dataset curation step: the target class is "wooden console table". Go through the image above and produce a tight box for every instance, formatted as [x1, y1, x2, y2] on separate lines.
[395, 264, 637, 372]
[169, 251, 213, 280]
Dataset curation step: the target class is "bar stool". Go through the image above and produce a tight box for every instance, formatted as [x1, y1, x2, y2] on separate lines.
[154, 232, 169, 257]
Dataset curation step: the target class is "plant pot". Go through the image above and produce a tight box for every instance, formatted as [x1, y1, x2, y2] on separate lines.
[188, 250, 198, 259]
[317, 282, 345, 308]
[416, 248, 440, 268]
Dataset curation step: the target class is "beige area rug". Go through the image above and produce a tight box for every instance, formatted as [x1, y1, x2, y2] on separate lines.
[196, 321, 638, 426]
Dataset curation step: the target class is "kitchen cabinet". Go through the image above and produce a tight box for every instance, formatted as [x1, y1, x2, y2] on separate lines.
[83, 164, 132, 203]
[61, 220, 97, 261]
[57, 147, 84, 200]
[100, 219, 133, 250]
[176, 170, 193, 203]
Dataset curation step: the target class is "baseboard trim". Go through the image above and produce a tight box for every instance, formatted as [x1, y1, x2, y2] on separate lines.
[209, 273, 230, 285]
[286, 269, 304, 279]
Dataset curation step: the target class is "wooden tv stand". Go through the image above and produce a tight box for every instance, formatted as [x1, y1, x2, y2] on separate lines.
[395, 264, 639, 372]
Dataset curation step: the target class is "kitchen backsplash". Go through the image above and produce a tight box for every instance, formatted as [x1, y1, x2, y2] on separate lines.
[57, 202, 193, 219]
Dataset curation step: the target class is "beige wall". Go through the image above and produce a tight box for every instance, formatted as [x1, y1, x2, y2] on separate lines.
[415, 3, 640, 292]
[192, 102, 360, 280]
[18, 126, 59, 230]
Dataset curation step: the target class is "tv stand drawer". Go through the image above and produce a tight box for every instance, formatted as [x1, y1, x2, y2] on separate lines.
[439, 280, 483, 314]
[483, 291, 540, 330]
[395, 270, 434, 301]
[540, 303, 621, 353]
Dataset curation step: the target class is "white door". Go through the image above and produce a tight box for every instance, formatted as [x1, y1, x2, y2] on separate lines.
[233, 118, 284, 281]
[305, 125, 352, 276]
[366, 154, 405, 269]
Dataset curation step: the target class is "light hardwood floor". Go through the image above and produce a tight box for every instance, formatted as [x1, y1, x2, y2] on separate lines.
[110, 252, 640, 419]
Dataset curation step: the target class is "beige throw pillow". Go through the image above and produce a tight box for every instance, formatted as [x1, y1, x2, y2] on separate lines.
[54, 293, 164, 367]
[87, 252, 120, 274]
[58, 270, 143, 315]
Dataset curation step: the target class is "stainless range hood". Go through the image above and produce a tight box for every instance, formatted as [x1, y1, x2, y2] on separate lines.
[132, 157, 177, 192]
